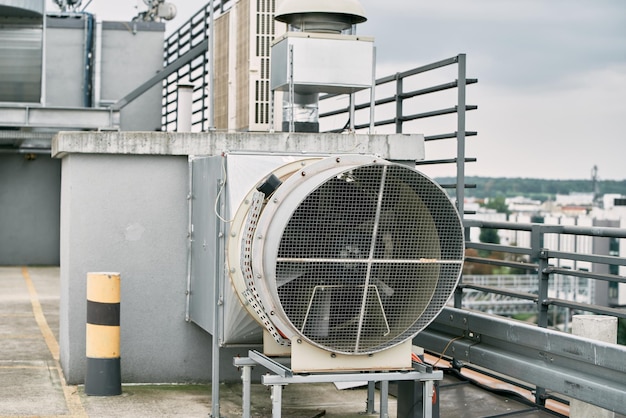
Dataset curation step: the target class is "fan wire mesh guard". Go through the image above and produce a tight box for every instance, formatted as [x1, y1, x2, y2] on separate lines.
[267, 162, 464, 355]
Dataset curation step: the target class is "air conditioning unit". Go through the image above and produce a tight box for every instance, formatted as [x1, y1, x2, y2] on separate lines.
[189, 152, 464, 372]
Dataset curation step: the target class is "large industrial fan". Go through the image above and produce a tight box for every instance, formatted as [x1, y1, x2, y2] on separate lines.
[220, 154, 464, 371]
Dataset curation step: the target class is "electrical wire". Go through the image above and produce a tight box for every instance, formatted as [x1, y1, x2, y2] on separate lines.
[431, 335, 465, 368]
[214, 155, 233, 223]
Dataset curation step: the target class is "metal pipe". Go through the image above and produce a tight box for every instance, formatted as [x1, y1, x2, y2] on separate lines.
[207, 0, 215, 130]
[423, 380, 434, 417]
[184, 158, 193, 322]
[366, 381, 376, 414]
[241, 365, 252, 418]
[41, 13, 47, 105]
[349, 93, 356, 132]
[271, 385, 282, 418]
[176, 83, 194, 132]
[288, 45, 295, 133]
[380, 380, 389, 418]
[93, 20, 102, 107]
[210, 177, 222, 418]
[369, 46, 376, 133]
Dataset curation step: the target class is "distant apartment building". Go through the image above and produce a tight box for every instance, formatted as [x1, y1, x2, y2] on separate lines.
[466, 193, 626, 308]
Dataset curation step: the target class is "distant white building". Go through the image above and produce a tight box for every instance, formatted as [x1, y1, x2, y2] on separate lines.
[466, 193, 626, 308]
[555, 192, 594, 206]
[506, 196, 542, 213]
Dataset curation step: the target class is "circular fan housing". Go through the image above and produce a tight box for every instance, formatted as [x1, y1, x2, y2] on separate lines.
[240, 155, 464, 355]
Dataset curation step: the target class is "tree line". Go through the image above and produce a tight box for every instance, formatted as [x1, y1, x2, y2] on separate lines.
[436, 176, 626, 201]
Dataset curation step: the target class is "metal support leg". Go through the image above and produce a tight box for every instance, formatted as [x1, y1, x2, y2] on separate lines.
[241, 365, 252, 418]
[380, 380, 389, 418]
[423, 380, 434, 418]
[271, 384, 283, 418]
[366, 381, 376, 414]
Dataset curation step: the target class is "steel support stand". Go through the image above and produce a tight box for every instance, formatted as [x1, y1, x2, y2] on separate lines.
[423, 380, 434, 417]
[366, 381, 376, 414]
[241, 365, 252, 418]
[380, 380, 389, 418]
[271, 384, 283, 418]
[235, 351, 442, 418]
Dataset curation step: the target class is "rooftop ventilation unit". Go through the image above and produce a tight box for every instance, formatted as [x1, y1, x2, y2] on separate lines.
[270, 0, 374, 133]
[190, 152, 464, 372]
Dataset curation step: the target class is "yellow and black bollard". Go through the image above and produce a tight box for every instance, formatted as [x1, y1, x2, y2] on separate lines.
[85, 272, 121, 396]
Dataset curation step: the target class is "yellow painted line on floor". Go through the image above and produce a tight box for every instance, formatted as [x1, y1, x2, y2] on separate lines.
[22, 267, 87, 418]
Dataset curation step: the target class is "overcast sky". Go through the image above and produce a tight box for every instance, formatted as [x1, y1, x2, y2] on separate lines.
[46, 0, 626, 180]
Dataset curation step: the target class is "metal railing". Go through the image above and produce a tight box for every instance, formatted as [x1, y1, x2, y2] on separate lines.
[160, 0, 233, 132]
[319, 54, 478, 217]
[414, 219, 626, 414]
[460, 220, 626, 322]
[156, 7, 626, 411]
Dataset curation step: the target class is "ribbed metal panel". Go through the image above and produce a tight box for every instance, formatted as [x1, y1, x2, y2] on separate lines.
[0, 0, 44, 18]
[0, 24, 42, 102]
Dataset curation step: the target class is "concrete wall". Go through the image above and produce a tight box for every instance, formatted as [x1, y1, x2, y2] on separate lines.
[55, 131, 424, 383]
[0, 154, 60, 265]
[58, 153, 242, 384]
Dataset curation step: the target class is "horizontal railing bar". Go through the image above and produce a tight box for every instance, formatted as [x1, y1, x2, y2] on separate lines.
[416, 157, 477, 165]
[464, 220, 535, 232]
[540, 224, 626, 238]
[545, 267, 626, 284]
[460, 284, 539, 302]
[114, 38, 209, 110]
[466, 242, 533, 256]
[376, 56, 461, 84]
[464, 256, 538, 271]
[401, 79, 478, 100]
[424, 131, 478, 141]
[545, 250, 626, 266]
[440, 183, 476, 189]
[544, 298, 626, 319]
[401, 106, 478, 122]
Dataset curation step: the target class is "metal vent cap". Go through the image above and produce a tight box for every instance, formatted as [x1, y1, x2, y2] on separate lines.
[276, 0, 367, 33]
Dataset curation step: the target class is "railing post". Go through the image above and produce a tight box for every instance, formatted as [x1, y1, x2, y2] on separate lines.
[531, 224, 549, 406]
[395, 73, 403, 133]
[456, 53, 467, 217]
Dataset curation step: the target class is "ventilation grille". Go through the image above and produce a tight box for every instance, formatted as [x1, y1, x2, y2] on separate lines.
[273, 164, 464, 354]
[253, 0, 274, 125]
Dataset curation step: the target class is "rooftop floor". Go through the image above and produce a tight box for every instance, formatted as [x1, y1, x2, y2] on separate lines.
[0, 266, 579, 417]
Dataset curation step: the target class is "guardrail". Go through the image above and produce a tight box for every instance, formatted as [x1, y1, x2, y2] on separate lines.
[156, 11, 626, 411]
[160, 0, 233, 132]
[414, 219, 626, 414]
[319, 53, 478, 217]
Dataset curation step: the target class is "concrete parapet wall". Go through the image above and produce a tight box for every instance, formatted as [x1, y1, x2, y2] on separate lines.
[52, 131, 425, 162]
